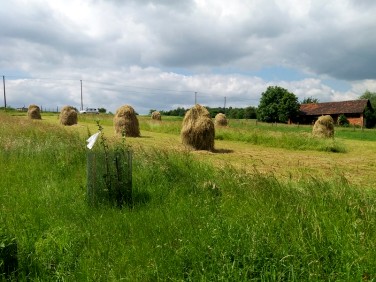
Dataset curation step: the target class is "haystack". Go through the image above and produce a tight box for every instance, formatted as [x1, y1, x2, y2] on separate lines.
[114, 105, 140, 137]
[181, 104, 215, 151]
[151, 111, 161, 121]
[59, 106, 78, 126]
[312, 115, 334, 138]
[28, 104, 41, 120]
[215, 113, 228, 126]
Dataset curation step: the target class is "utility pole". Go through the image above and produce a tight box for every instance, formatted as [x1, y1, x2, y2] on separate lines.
[224, 96, 226, 115]
[3, 76, 6, 109]
[194, 91, 197, 105]
[80, 80, 83, 111]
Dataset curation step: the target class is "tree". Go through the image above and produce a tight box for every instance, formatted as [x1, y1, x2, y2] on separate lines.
[257, 86, 299, 123]
[243, 106, 257, 119]
[301, 96, 319, 104]
[359, 90, 376, 128]
[359, 90, 376, 108]
[98, 107, 107, 113]
[160, 107, 187, 116]
[338, 114, 349, 127]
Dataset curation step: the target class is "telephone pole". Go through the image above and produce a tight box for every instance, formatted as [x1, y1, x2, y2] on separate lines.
[3, 76, 6, 109]
[224, 96, 226, 115]
[80, 80, 83, 111]
[194, 91, 197, 105]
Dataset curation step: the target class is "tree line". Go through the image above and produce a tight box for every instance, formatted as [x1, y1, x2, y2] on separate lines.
[158, 106, 257, 119]
[153, 86, 376, 127]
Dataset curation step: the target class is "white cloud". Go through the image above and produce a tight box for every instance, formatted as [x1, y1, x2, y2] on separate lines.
[1, 0, 376, 113]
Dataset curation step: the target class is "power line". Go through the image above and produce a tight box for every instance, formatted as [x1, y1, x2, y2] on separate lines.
[3, 75, 261, 100]
[4, 75, 197, 95]
[84, 79, 195, 93]
[2, 75, 80, 82]
[2, 74, 261, 110]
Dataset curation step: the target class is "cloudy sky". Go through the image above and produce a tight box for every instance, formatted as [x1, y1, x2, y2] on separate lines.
[1, 0, 376, 114]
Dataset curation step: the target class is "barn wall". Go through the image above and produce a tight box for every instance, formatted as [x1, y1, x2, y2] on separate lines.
[346, 114, 364, 126]
[298, 113, 364, 126]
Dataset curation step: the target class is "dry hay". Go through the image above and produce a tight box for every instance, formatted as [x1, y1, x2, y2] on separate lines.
[312, 115, 334, 138]
[215, 113, 228, 126]
[59, 106, 78, 126]
[27, 104, 41, 120]
[151, 111, 162, 121]
[181, 104, 215, 151]
[114, 105, 140, 137]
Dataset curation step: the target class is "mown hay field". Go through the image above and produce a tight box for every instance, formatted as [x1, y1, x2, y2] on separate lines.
[1, 111, 376, 280]
[73, 113, 376, 188]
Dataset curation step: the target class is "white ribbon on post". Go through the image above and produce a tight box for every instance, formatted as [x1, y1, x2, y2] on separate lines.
[86, 132, 101, 149]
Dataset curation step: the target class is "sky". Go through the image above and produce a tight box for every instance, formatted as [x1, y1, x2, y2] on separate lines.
[1, 0, 376, 114]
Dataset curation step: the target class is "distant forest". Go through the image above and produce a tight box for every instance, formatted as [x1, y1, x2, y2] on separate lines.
[159, 106, 257, 119]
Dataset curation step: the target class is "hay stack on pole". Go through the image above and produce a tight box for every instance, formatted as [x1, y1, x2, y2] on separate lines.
[27, 104, 41, 120]
[215, 113, 228, 126]
[312, 115, 334, 138]
[151, 111, 161, 121]
[114, 105, 140, 137]
[181, 104, 215, 151]
[59, 106, 78, 126]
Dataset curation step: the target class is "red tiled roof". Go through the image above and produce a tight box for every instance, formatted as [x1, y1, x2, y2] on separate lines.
[300, 99, 371, 116]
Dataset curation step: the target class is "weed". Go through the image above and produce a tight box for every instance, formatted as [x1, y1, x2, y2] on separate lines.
[86, 121, 133, 207]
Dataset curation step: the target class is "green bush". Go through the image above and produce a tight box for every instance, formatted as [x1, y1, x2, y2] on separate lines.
[0, 230, 18, 279]
[338, 114, 350, 127]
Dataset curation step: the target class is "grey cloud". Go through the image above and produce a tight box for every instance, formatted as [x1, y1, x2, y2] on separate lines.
[137, 1, 292, 69]
[2, 0, 376, 112]
[264, 0, 376, 81]
[3, 0, 376, 81]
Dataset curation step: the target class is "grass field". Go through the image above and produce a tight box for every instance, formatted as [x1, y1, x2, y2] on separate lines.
[1, 111, 376, 280]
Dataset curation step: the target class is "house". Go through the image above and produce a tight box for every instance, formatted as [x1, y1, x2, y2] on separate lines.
[16, 106, 27, 112]
[299, 99, 373, 127]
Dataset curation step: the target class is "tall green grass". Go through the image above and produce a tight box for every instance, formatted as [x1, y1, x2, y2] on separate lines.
[1, 113, 376, 280]
[139, 119, 182, 135]
[215, 127, 347, 152]
[140, 116, 347, 152]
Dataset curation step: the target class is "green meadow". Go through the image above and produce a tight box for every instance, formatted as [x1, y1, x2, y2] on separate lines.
[1, 111, 376, 281]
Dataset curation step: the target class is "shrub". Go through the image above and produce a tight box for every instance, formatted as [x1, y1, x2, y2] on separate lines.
[338, 114, 349, 127]
[87, 122, 133, 207]
[0, 231, 18, 279]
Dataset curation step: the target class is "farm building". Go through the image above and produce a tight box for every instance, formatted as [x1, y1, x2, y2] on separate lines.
[299, 99, 373, 127]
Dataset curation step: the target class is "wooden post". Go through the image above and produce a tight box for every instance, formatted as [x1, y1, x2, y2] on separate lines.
[3, 76, 6, 109]
[80, 80, 83, 111]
